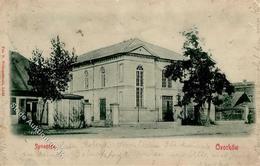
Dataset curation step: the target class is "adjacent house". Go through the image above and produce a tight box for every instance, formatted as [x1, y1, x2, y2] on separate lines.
[215, 80, 255, 122]
[10, 51, 45, 125]
[10, 51, 84, 129]
[232, 80, 255, 114]
[71, 38, 187, 125]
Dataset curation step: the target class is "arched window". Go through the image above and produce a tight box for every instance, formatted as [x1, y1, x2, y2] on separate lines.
[168, 77, 172, 88]
[100, 67, 105, 87]
[136, 65, 144, 107]
[162, 69, 172, 88]
[119, 63, 124, 82]
[84, 70, 88, 89]
[162, 69, 167, 88]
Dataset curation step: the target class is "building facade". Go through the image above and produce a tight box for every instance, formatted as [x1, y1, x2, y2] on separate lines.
[71, 38, 185, 124]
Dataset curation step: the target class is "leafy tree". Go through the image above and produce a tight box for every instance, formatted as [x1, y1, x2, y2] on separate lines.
[165, 28, 234, 125]
[213, 93, 233, 109]
[27, 36, 77, 124]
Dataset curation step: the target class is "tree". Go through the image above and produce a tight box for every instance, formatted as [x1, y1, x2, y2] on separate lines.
[27, 36, 77, 124]
[165, 27, 234, 125]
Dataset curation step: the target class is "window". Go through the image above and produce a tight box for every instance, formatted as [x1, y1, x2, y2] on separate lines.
[162, 69, 172, 88]
[168, 76, 172, 88]
[100, 67, 105, 87]
[70, 74, 73, 92]
[162, 70, 167, 88]
[84, 70, 88, 89]
[136, 65, 144, 107]
[119, 63, 124, 82]
[10, 97, 16, 115]
[119, 91, 123, 106]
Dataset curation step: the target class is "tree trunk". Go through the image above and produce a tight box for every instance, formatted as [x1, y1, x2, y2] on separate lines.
[194, 103, 202, 125]
[39, 99, 47, 125]
[207, 99, 211, 122]
[183, 105, 187, 119]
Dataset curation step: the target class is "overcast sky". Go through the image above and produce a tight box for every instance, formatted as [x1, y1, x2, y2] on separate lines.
[1, 0, 258, 83]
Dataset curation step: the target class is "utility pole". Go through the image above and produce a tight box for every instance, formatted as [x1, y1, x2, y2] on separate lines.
[138, 104, 139, 123]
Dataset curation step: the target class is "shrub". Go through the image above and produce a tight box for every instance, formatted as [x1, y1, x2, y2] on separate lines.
[247, 111, 255, 124]
[53, 108, 67, 129]
[198, 111, 210, 126]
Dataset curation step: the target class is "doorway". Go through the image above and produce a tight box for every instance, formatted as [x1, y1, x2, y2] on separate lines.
[99, 98, 106, 120]
[18, 99, 39, 124]
[26, 99, 38, 124]
[162, 96, 174, 121]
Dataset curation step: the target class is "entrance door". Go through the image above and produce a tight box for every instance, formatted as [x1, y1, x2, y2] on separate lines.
[18, 99, 26, 124]
[26, 99, 38, 124]
[162, 96, 174, 121]
[31, 101, 38, 123]
[99, 98, 106, 120]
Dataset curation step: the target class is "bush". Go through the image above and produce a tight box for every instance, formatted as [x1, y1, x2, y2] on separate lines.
[12, 124, 33, 135]
[182, 111, 212, 126]
[53, 108, 67, 129]
[182, 118, 196, 125]
[198, 111, 210, 126]
[247, 111, 255, 124]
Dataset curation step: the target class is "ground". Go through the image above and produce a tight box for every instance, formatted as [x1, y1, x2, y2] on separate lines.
[17, 121, 254, 138]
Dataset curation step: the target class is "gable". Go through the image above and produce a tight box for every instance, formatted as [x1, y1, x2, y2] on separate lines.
[232, 92, 251, 107]
[130, 47, 152, 56]
[10, 51, 31, 91]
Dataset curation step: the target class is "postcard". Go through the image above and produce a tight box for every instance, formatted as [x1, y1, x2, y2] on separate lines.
[0, 0, 259, 165]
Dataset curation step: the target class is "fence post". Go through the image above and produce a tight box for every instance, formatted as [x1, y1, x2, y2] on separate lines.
[84, 102, 92, 126]
[48, 101, 54, 128]
[175, 106, 182, 125]
[243, 104, 249, 123]
[110, 103, 119, 126]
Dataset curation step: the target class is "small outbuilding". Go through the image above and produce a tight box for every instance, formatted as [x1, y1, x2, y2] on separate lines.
[215, 92, 251, 122]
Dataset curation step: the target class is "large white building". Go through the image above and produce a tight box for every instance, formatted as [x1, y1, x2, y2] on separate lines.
[70, 38, 186, 125]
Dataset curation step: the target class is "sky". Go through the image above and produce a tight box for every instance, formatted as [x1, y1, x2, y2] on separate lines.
[1, 0, 258, 83]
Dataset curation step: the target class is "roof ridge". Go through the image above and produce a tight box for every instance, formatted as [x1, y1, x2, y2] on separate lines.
[123, 38, 139, 51]
[79, 38, 135, 57]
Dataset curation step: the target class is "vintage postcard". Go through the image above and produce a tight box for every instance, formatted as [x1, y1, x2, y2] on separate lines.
[0, 0, 259, 165]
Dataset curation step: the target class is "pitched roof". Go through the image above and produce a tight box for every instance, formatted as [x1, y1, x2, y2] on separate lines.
[10, 51, 84, 98]
[76, 38, 185, 63]
[61, 93, 84, 100]
[10, 51, 33, 94]
[231, 92, 251, 107]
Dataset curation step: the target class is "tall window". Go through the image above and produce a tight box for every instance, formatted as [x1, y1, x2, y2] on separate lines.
[119, 63, 124, 82]
[70, 74, 73, 92]
[162, 69, 172, 88]
[136, 65, 144, 107]
[162, 70, 167, 88]
[119, 91, 123, 106]
[100, 67, 105, 87]
[168, 76, 172, 88]
[84, 70, 88, 89]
